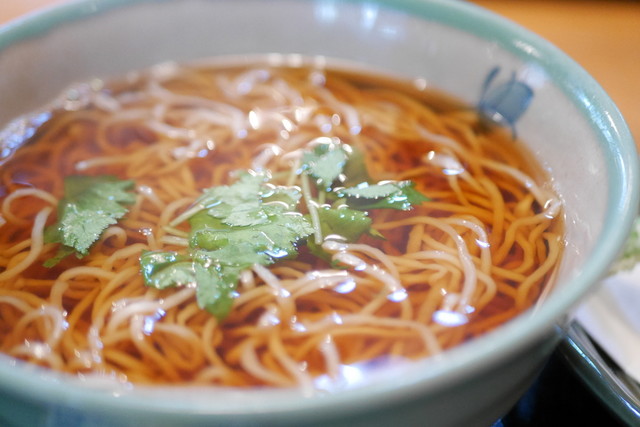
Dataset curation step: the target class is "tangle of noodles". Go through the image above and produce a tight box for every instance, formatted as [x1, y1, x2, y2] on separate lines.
[0, 58, 564, 390]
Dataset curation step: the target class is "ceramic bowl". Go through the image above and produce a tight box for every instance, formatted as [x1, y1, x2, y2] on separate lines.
[0, 1, 637, 426]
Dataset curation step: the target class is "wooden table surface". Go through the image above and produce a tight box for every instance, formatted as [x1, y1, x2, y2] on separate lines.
[2, 0, 639, 147]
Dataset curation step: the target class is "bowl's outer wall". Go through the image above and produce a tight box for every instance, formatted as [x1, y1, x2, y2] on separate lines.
[0, 331, 562, 426]
[0, 1, 637, 426]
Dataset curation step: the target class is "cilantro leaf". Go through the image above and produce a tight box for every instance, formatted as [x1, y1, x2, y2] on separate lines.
[139, 141, 428, 321]
[307, 206, 376, 261]
[142, 175, 313, 320]
[262, 185, 303, 210]
[42, 245, 76, 268]
[44, 175, 135, 266]
[340, 145, 372, 187]
[198, 173, 267, 227]
[194, 263, 238, 319]
[190, 205, 314, 258]
[316, 207, 372, 242]
[140, 251, 194, 289]
[338, 181, 429, 211]
[140, 250, 241, 319]
[301, 142, 348, 189]
[60, 209, 119, 251]
[191, 172, 305, 228]
[64, 175, 135, 205]
[195, 243, 274, 267]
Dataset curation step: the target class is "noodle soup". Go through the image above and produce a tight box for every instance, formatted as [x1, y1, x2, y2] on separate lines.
[0, 59, 563, 389]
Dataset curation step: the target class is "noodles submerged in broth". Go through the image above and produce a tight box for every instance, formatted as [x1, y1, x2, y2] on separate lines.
[0, 58, 563, 390]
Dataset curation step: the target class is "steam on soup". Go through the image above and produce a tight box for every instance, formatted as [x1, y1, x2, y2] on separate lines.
[0, 58, 563, 389]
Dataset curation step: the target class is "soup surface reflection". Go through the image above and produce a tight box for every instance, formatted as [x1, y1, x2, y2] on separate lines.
[0, 59, 563, 389]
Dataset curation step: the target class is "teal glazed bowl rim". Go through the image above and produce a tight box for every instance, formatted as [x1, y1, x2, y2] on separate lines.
[0, 0, 638, 423]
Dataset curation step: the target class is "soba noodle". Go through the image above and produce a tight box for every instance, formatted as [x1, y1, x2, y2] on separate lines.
[0, 59, 563, 389]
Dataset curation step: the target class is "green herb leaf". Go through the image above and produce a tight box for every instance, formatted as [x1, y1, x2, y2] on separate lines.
[198, 173, 268, 227]
[140, 251, 194, 289]
[338, 181, 429, 211]
[194, 263, 238, 319]
[42, 245, 76, 269]
[340, 145, 372, 187]
[307, 206, 376, 261]
[301, 142, 348, 189]
[140, 250, 242, 319]
[262, 185, 303, 210]
[44, 175, 135, 266]
[195, 243, 274, 268]
[142, 175, 313, 320]
[316, 207, 372, 242]
[139, 141, 428, 321]
[190, 207, 314, 257]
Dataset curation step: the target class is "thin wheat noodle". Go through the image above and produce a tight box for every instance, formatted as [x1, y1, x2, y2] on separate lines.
[0, 60, 563, 389]
[0, 207, 51, 281]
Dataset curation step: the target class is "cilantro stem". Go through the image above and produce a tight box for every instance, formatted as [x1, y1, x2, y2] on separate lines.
[162, 226, 189, 238]
[318, 189, 327, 205]
[285, 166, 299, 187]
[300, 172, 323, 245]
[170, 203, 205, 227]
[160, 236, 189, 247]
